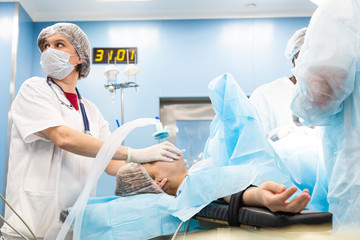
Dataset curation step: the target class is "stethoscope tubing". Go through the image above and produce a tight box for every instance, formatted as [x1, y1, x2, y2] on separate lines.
[46, 77, 91, 135]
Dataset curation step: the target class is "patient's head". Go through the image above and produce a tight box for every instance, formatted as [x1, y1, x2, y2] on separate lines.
[115, 154, 188, 197]
[142, 154, 188, 196]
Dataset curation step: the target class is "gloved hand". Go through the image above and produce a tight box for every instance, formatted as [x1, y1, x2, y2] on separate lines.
[127, 141, 182, 163]
[292, 113, 305, 127]
[267, 124, 313, 142]
[184, 159, 189, 169]
[267, 125, 297, 142]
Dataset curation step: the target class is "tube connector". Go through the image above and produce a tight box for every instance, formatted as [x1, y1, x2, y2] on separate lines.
[152, 117, 169, 142]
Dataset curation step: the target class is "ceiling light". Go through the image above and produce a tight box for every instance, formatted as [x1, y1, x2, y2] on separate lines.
[96, 0, 152, 2]
[245, 3, 257, 8]
[310, 0, 328, 6]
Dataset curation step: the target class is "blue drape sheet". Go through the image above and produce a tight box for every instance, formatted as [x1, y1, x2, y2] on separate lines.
[72, 72, 328, 239]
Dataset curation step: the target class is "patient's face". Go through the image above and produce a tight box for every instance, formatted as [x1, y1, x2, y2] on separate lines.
[142, 154, 188, 196]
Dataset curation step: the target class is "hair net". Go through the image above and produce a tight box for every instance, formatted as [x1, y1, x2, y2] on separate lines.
[37, 23, 91, 79]
[285, 27, 307, 60]
[115, 163, 164, 196]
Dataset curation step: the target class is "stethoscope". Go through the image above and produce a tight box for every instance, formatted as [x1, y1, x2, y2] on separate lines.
[46, 77, 91, 135]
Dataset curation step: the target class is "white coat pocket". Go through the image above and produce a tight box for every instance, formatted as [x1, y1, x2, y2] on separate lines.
[16, 188, 58, 237]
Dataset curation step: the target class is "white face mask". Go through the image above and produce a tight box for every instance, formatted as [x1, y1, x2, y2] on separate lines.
[40, 48, 77, 80]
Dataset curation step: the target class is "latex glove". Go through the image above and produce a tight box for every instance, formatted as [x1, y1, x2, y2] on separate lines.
[267, 125, 297, 142]
[267, 124, 315, 142]
[184, 159, 189, 169]
[292, 113, 304, 127]
[127, 141, 182, 163]
[292, 113, 316, 129]
[180, 149, 189, 169]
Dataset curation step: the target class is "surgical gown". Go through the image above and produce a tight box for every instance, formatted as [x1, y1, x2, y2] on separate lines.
[291, 0, 360, 228]
[249, 76, 296, 133]
[249, 76, 327, 211]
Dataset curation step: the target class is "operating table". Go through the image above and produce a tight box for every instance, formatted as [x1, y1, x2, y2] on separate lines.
[59, 199, 332, 240]
[193, 200, 332, 230]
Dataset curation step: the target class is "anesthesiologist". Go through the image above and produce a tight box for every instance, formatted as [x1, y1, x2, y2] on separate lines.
[291, 0, 360, 227]
[249, 27, 307, 135]
[1, 22, 181, 239]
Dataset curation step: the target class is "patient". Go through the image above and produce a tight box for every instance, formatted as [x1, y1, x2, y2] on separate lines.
[115, 154, 310, 214]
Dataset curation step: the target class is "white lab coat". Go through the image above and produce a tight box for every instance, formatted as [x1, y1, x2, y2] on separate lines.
[1, 77, 111, 238]
[249, 77, 295, 134]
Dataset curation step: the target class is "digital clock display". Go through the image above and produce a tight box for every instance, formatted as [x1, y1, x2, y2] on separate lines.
[92, 47, 137, 64]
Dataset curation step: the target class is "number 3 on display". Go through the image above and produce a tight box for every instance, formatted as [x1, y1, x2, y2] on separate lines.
[92, 48, 137, 64]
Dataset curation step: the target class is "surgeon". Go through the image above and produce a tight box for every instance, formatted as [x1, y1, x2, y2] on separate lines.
[1, 22, 181, 239]
[291, 0, 360, 228]
[248, 27, 327, 206]
[249, 27, 307, 135]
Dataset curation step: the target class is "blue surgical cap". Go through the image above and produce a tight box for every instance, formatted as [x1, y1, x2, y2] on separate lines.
[285, 27, 307, 61]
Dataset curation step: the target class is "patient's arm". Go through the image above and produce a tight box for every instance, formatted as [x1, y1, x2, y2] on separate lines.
[106, 160, 127, 176]
[223, 181, 310, 213]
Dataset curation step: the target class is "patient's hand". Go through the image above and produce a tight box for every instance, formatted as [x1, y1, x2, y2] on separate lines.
[243, 181, 310, 213]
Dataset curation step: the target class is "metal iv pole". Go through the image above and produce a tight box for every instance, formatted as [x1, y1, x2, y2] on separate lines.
[104, 50, 139, 145]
